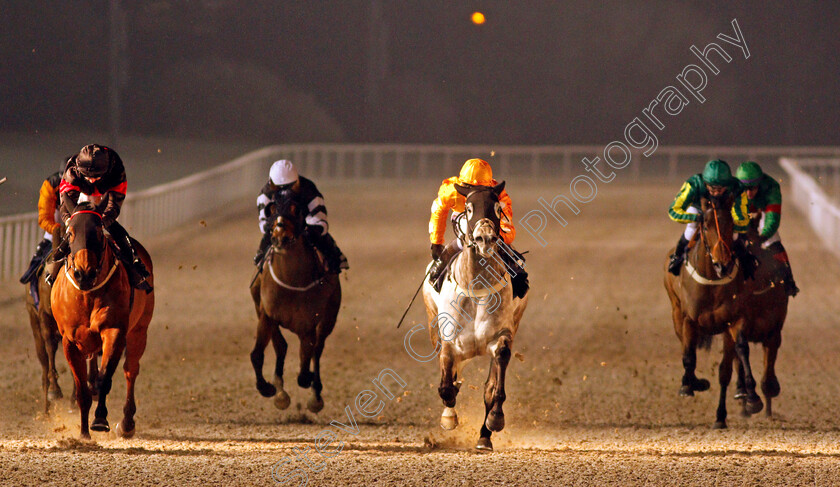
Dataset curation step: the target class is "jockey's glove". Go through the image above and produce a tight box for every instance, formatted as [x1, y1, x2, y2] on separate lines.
[431, 243, 444, 260]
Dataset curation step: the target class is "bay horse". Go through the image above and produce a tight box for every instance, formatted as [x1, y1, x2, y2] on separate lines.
[421, 182, 529, 451]
[664, 193, 768, 428]
[730, 218, 788, 417]
[250, 192, 341, 413]
[51, 203, 154, 438]
[24, 254, 63, 413]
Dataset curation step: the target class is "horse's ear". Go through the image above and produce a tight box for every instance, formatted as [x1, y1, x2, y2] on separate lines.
[493, 181, 506, 195]
[454, 183, 471, 197]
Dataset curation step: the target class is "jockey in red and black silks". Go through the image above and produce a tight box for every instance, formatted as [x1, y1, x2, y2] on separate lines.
[46, 144, 152, 293]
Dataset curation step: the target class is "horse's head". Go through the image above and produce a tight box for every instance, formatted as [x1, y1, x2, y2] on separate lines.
[700, 191, 735, 274]
[269, 190, 305, 249]
[65, 202, 108, 290]
[455, 181, 505, 258]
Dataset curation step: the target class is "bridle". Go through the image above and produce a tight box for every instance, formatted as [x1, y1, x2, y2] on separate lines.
[64, 209, 119, 292]
[688, 197, 738, 284]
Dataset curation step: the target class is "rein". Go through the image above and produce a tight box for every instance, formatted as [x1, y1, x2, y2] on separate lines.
[690, 199, 736, 285]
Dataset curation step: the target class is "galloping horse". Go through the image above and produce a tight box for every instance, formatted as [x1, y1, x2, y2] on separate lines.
[664, 193, 770, 428]
[51, 203, 154, 438]
[250, 192, 341, 413]
[24, 252, 63, 413]
[422, 182, 529, 450]
[732, 219, 788, 417]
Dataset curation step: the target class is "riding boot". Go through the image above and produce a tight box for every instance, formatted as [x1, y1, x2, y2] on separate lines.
[430, 241, 461, 291]
[499, 247, 529, 299]
[312, 233, 348, 274]
[732, 238, 757, 281]
[44, 237, 70, 286]
[254, 231, 271, 266]
[767, 242, 799, 297]
[19, 238, 52, 284]
[109, 223, 152, 293]
[668, 235, 690, 276]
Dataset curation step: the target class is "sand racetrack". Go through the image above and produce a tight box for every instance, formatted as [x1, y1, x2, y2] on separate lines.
[2, 180, 840, 486]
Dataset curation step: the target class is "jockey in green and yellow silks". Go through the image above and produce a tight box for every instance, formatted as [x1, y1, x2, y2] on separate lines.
[667, 159, 756, 278]
[736, 161, 799, 296]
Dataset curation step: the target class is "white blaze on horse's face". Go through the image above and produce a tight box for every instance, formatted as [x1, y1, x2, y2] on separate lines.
[472, 218, 497, 257]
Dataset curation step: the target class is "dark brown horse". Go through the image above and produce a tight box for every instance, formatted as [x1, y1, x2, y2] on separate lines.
[731, 219, 788, 417]
[24, 253, 63, 413]
[664, 193, 762, 428]
[250, 193, 341, 413]
[51, 204, 155, 438]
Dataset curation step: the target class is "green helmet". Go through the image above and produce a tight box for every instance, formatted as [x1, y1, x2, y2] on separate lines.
[701, 159, 733, 186]
[736, 161, 763, 187]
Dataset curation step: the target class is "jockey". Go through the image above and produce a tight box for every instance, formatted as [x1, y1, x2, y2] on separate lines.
[254, 159, 349, 274]
[45, 144, 152, 293]
[19, 159, 67, 284]
[428, 158, 528, 298]
[667, 159, 756, 278]
[736, 161, 799, 296]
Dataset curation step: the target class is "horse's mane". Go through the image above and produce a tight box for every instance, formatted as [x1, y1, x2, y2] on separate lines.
[74, 201, 99, 214]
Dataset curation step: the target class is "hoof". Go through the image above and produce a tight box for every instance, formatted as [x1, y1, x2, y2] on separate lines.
[733, 388, 747, 400]
[90, 418, 110, 432]
[307, 397, 324, 413]
[475, 437, 493, 451]
[114, 421, 135, 439]
[440, 407, 458, 430]
[257, 381, 277, 398]
[692, 378, 710, 392]
[485, 411, 505, 432]
[679, 385, 694, 397]
[712, 421, 727, 429]
[745, 397, 764, 415]
[48, 387, 63, 401]
[273, 390, 291, 410]
[81, 431, 91, 440]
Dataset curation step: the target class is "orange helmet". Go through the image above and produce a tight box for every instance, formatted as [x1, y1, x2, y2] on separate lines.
[457, 158, 493, 186]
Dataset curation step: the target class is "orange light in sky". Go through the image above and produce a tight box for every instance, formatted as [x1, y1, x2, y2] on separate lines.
[471, 12, 486, 25]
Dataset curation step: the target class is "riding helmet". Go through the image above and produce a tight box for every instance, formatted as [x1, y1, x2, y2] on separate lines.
[458, 158, 493, 186]
[76, 144, 111, 178]
[269, 159, 299, 186]
[701, 159, 733, 186]
[735, 161, 763, 187]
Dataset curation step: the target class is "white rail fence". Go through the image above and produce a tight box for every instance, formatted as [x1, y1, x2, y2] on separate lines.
[3, 144, 840, 281]
[779, 157, 840, 259]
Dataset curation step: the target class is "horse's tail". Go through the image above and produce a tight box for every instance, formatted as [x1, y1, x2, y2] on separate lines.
[697, 333, 713, 351]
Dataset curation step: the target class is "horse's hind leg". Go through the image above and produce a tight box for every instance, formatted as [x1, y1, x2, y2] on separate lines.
[63, 337, 92, 439]
[714, 333, 736, 429]
[251, 312, 278, 397]
[297, 333, 316, 390]
[270, 327, 290, 410]
[88, 352, 101, 400]
[43, 314, 63, 403]
[438, 347, 459, 430]
[484, 333, 512, 433]
[734, 330, 763, 415]
[91, 328, 127, 432]
[761, 333, 782, 417]
[678, 321, 710, 396]
[27, 306, 51, 414]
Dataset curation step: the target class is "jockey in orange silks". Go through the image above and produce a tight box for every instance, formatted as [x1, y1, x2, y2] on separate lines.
[428, 158, 528, 298]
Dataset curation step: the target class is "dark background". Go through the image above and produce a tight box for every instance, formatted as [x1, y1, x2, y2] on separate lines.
[2, 1, 838, 146]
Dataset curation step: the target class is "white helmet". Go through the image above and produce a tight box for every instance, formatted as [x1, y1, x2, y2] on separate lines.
[269, 159, 299, 186]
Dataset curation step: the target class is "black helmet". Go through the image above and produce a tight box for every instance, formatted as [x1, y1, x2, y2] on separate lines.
[76, 144, 111, 178]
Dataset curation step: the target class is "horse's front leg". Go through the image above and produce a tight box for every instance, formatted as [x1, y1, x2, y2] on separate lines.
[88, 351, 101, 399]
[91, 327, 127, 432]
[714, 333, 736, 429]
[679, 320, 710, 396]
[477, 358, 500, 451]
[270, 326, 290, 410]
[63, 337, 91, 439]
[484, 333, 511, 433]
[438, 345, 459, 430]
[250, 312, 277, 397]
[734, 330, 763, 415]
[296, 332, 316, 389]
[306, 329, 328, 414]
[761, 332, 782, 417]
[116, 323, 148, 438]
